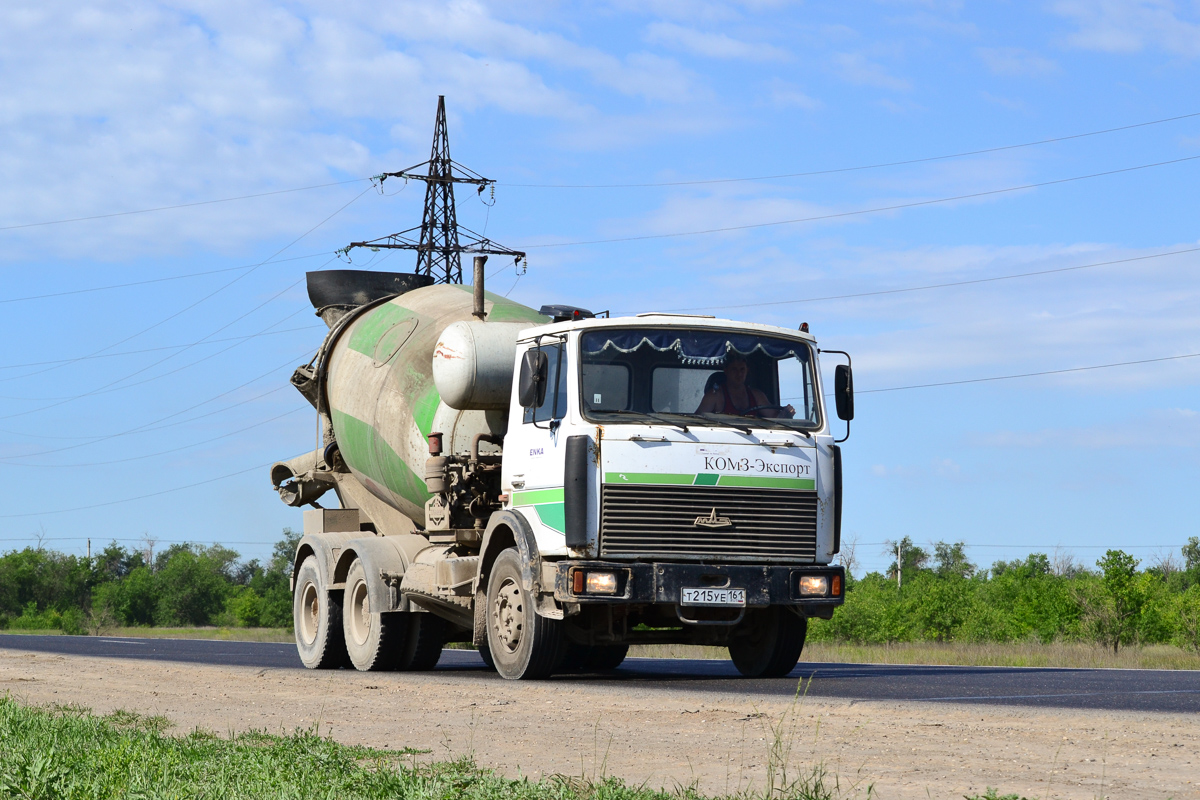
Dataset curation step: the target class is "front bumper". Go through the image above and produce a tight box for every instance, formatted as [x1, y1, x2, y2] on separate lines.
[552, 561, 845, 617]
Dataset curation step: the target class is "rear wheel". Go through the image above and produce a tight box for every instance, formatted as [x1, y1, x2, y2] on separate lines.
[293, 555, 348, 669]
[343, 558, 405, 671]
[560, 642, 629, 672]
[486, 548, 563, 679]
[397, 612, 445, 670]
[728, 607, 807, 678]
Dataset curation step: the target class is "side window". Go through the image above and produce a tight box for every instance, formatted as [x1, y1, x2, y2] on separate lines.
[523, 341, 569, 424]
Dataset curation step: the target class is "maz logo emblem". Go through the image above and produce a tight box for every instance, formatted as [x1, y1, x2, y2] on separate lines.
[694, 508, 733, 529]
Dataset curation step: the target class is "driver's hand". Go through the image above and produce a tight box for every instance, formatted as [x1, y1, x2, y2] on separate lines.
[784, 404, 795, 418]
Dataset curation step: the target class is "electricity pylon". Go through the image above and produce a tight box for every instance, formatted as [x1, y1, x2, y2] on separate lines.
[341, 96, 525, 284]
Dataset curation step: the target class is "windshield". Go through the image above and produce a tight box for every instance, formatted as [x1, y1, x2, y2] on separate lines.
[579, 328, 821, 430]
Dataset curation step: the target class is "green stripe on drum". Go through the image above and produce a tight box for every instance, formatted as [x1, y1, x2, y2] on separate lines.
[411, 383, 441, 439]
[332, 410, 433, 508]
[452, 284, 549, 324]
[346, 303, 418, 358]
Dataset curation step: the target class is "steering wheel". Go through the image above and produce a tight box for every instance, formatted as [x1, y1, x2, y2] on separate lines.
[743, 404, 795, 419]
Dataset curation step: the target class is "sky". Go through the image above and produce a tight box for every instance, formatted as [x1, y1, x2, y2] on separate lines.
[1, 0, 1198, 576]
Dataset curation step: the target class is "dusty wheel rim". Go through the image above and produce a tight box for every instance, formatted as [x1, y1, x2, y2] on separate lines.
[299, 581, 320, 645]
[491, 577, 523, 654]
[348, 580, 371, 646]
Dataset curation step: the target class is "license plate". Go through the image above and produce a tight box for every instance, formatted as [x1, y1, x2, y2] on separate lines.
[681, 587, 746, 607]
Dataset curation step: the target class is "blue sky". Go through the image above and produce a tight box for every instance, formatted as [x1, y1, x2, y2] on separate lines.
[1, 0, 1198, 575]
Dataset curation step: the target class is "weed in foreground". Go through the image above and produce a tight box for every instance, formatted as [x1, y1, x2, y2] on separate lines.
[0, 695, 875, 800]
[963, 790, 1034, 800]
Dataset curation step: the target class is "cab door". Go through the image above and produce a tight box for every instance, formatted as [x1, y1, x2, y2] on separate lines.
[505, 338, 571, 542]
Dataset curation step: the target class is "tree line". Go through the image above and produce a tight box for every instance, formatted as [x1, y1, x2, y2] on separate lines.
[0, 529, 300, 635]
[3, 530, 1200, 653]
[810, 537, 1200, 653]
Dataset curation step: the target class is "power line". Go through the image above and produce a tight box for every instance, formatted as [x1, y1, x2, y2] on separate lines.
[0, 186, 367, 391]
[0, 326, 323, 371]
[3, 407, 307, 469]
[503, 111, 1200, 188]
[0, 455, 301, 519]
[855, 352, 1200, 395]
[0, 384, 290, 443]
[0, 180, 369, 232]
[0, 305, 305, 404]
[5, 110, 1195, 235]
[520, 154, 1200, 250]
[637, 245, 1200, 314]
[0, 252, 329, 306]
[0, 352, 310, 459]
[0, 537, 282, 545]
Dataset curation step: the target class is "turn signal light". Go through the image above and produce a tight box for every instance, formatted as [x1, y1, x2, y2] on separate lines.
[832, 575, 842, 596]
[798, 575, 828, 596]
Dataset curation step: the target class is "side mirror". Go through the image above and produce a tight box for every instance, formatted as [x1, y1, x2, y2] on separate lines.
[518, 349, 549, 408]
[834, 364, 854, 421]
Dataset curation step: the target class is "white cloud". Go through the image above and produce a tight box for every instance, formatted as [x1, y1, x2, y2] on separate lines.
[1052, 0, 1200, 57]
[977, 46, 1060, 76]
[0, 0, 718, 259]
[970, 407, 1200, 449]
[644, 22, 789, 62]
[832, 52, 911, 91]
[769, 80, 822, 110]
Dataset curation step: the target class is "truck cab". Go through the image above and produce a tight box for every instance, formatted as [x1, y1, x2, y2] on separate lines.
[486, 312, 849, 678]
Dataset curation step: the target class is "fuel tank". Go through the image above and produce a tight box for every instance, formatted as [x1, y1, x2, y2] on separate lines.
[322, 279, 547, 527]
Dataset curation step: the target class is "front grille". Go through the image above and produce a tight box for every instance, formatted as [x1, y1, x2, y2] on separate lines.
[600, 484, 818, 560]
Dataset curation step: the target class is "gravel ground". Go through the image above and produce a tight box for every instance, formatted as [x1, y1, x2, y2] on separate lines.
[2, 647, 1197, 799]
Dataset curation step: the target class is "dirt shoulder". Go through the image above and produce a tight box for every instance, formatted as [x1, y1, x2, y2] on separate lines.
[2, 648, 1196, 799]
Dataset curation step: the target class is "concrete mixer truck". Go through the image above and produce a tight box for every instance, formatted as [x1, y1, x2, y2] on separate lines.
[271, 261, 853, 680]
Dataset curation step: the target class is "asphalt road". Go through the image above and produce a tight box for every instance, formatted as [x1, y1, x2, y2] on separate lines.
[4, 632, 1199, 713]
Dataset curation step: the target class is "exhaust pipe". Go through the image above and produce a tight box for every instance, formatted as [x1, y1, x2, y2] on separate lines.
[472, 255, 488, 321]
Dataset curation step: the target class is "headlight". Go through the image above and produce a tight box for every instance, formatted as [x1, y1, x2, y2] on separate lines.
[585, 572, 618, 595]
[798, 575, 828, 596]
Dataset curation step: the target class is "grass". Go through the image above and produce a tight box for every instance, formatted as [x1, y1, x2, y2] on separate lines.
[630, 640, 1200, 670]
[1, 626, 295, 643]
[0, 696, 875, 800]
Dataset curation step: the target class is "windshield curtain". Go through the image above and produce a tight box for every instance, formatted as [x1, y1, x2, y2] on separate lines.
[579, 328, 821, 429]
[581, 330, 805, 364]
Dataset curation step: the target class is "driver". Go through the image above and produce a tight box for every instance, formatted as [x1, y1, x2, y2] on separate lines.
[695, 353, 795, 418]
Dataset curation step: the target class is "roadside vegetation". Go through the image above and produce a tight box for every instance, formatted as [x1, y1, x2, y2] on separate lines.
[0, 696, 877, 800]
[3, 529, 1200, 667]
[808, 537, 1200, 656]
[0, 529, 299, 635]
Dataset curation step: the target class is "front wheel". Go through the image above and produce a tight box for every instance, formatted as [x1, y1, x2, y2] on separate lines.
[485, 548, 563, 679]
[728, 607, 807, 678]
[293, 555, 348, 669]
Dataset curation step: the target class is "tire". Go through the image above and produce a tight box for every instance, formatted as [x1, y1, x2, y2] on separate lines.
[728, 607, 807, 678]
[293, 555, 348, 669]
[485, 548, 564, 680]
[397, 612, 445, 671]
[343, 558, 405, 671]
[559, 642, 629, 672]
[477, 641, 496, 671]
